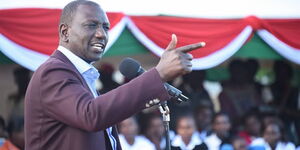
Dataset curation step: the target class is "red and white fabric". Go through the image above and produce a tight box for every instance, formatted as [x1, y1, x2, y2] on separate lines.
[0, 2, 300, 71]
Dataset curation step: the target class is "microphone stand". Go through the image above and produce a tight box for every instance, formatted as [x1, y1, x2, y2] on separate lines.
[159, 102, 171, 150]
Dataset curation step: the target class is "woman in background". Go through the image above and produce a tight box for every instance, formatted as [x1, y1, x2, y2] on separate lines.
[250, 121, 295, 150]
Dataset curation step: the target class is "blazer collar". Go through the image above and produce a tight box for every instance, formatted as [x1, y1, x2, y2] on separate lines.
[50, 50, 91, 92]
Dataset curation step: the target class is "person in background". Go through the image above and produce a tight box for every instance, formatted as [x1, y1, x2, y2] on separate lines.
[219, 60, 261, 124]
[246, 59, 262, 97]
[7, 116, 24, 150]
[118, 116, 155, 150]
[270, 60, 300, 144]
[205, 113, 232, 150]
[97, 63, 120, 94]
[7, 67, 30, 121]
[178, 70, 212, 107]
[193, 104, 214, 141]
[261, 112, 280, 127]
[142, 114, 165, 150]
[140, 113, 176, 150]
[250, 120, 296, 150]
[2, 67, 30, 150]
[8, 67, 31, 104]
[238, 111, 261, 145]
[169, 70, 212, 130]
[0, 116, 19, 150]
[171, 115, 207, 150]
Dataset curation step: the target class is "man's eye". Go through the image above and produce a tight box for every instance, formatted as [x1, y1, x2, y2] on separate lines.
[88, 24, 97, 27]
[103, 26, 110, 31]
[85, 23, 97, 29]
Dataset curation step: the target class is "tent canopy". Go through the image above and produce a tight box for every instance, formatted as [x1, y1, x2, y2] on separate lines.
[0, 0, 299, 70]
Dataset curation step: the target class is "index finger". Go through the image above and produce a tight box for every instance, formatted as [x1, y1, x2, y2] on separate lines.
[176, 42, 206, 53]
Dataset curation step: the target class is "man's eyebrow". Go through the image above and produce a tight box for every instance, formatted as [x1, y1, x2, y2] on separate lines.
[103, 22, 110, 27]
[85, 19, 110, 26]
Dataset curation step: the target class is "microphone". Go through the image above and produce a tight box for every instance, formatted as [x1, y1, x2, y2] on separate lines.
[119, 57, 189, 103]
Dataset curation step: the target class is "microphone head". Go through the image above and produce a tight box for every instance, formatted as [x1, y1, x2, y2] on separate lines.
[119, 57, 142, 79]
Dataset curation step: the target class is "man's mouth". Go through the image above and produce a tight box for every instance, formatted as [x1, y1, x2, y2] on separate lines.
[91, 43, 105, 53]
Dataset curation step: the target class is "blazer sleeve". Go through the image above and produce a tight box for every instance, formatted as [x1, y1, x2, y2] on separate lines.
[40, 62, 170, 132]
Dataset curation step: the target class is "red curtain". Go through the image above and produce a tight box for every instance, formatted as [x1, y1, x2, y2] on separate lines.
[1, 8, 300, 57]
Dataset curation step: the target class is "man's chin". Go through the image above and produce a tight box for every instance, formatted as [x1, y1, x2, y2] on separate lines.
[83, 55, 102, 63]
[91, 54, 103, 62]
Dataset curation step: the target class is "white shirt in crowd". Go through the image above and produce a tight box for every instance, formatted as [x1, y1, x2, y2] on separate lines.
[171, 133, 202, 150]
[204, 133, 222, 150]
[250, 138, 296, 150]
[119, 134, 155, 150]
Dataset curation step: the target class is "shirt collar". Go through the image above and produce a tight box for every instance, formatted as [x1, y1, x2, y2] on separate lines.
[57, 45, 96, 74]
[171, 133, 202, 149]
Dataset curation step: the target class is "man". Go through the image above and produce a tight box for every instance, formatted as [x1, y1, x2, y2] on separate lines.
[25, 0, 205, 150]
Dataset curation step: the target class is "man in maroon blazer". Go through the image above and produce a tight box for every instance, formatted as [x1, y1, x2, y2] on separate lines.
[25, 1, 204, 150]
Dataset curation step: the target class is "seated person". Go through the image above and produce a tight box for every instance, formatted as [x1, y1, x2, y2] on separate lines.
[250, 120, 296, 150]
[171, 115, 207, 150]
[238, 111, 261, 145]
[118, 116, 155, 150]
[141, 114, 175, 150]
[205, 113, 232, 150]
[193, 104, 214, 140]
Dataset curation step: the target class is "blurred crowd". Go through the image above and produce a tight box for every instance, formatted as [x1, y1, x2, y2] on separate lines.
[1, 59, 300, 150]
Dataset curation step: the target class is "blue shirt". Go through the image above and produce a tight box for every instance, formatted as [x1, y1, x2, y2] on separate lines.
[58, 46, 117, 150]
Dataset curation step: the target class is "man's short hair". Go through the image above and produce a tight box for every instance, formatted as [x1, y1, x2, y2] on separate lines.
[59, 0, 100, 25]
[212, 112, 230, 124]
[193, 103, 214, 117]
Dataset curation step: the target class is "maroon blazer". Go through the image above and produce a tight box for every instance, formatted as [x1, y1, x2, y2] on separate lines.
[25, 50, 170, 150]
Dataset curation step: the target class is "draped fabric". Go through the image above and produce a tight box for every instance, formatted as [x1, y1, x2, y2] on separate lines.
[0, 8, 300, 70]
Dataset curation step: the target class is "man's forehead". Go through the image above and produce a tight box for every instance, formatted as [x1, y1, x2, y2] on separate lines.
[75, 4, 109, 23]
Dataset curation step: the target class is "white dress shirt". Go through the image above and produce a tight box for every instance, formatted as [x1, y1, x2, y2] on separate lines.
[204, 133, 222, 150]
[171, 133, 202, 150]
[118, 134, 155, 150]
[250, 138, 296, 150]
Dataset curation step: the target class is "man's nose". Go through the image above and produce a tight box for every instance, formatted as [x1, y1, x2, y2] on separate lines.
[95, 27, 106, 38]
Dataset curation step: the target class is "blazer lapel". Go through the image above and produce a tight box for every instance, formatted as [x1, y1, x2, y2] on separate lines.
[52, 50, 122, 150]
[51, 50, 92, 93]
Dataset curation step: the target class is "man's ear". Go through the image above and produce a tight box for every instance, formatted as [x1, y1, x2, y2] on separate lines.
[59, 24, 69, 42]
